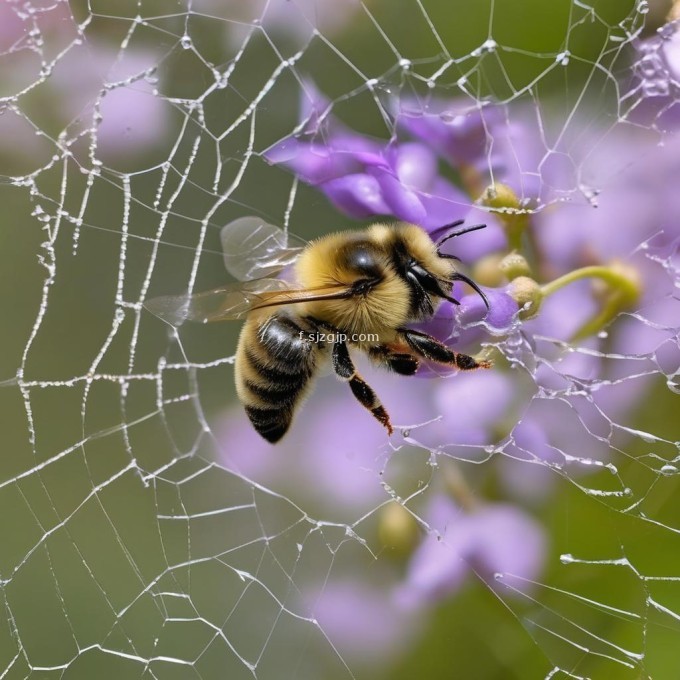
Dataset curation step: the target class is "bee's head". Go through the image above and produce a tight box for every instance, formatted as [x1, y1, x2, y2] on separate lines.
[383, 222, 490, 318]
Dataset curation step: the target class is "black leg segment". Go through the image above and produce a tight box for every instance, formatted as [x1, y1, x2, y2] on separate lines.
[368, 345, 420, 376]
[331, 340, 394, 435]
[399, 328, 492, 371]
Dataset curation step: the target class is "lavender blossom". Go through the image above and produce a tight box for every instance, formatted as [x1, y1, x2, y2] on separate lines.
[395, 495, 545, 608]
[266, 131, 470, 230]
[393, 97, 565, 206]
[627, 19, 680, 130]
[309, 580, 423, 666]
[265, 83, 490, 231]
[217, 70, 680, 664]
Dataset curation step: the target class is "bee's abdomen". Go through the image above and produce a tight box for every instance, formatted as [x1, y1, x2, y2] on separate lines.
[235, 314, 317, 443]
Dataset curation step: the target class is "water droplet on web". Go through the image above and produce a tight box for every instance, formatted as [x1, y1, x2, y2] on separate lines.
[639, 53, 659, 78]
[658, 22, 677, 40]
[642, 79, 670, 97]
[580, 184, 600, 207]
[556, 51, 570, 66]
[637, 430, 657, 444]
[180, 35, 192, 50]
[439, 112, 465, 126]
[637, 0, 649, 14]
[667, 377, 680, 394]
[597, 330, 608, 339]
[399, 58, 411, 70]
[660, 464, 678, 476]
[560, 553, 574, 564]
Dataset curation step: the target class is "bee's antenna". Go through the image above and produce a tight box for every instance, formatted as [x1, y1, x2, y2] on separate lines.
[429, 218, 465, 242]
[435, 223, 487, 249]
[450, 273, 490, 310]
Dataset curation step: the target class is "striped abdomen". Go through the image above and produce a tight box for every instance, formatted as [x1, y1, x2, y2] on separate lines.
[235, 313, 318, 443]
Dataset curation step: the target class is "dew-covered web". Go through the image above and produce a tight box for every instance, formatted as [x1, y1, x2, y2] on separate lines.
[1, 0, 679, 678]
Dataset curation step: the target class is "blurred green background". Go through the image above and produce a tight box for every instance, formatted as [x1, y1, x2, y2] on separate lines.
[1, 0, 679, 678]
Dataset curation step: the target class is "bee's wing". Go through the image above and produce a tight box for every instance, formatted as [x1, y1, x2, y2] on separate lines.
[220, 216, 307, 281]
[145, 278, 352, 326]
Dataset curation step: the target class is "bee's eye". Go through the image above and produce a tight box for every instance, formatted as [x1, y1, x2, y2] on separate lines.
[341, 241, 381, 278]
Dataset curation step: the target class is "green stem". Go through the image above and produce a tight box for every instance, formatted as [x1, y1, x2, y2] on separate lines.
[505, 214, 529, 252]
[540, 265, 638, 300]
[540, 264, 640, 342]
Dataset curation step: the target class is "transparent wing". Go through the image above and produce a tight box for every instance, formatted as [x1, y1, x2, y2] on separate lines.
[145, 278, 352, 326]
[221, 216, 307, 281]
[144, 278, 288, 326]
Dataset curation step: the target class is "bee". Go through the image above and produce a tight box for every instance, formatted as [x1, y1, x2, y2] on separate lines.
[146, 216, 492, 443]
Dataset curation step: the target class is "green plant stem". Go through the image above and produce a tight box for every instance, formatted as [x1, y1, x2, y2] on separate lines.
[540, 265, 640, 342]
[540, 265, 638, 300]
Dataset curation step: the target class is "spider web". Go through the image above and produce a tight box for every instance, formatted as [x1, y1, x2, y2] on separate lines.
[1, 1, 679, 678]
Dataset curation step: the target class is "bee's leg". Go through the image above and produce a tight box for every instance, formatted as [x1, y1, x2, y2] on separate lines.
[332, 340, 394, 435]
[398, 328, 492, 371]
[368, 345, 420, 376]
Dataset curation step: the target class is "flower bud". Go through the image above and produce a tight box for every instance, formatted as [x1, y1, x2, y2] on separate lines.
[479, 182, 520, 211]
[669, 1, 680, 21]
[378, 501, 420, 556]
[479, 183, 530, 249]
[471, 253, 505, 287]
[509, 276, 543, 319]
[499, 251, 532, 280]
[591, 260, 641, 308]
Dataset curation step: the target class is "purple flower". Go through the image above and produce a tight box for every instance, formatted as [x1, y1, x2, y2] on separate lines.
[308, 580, 423, 666]
[395, 495, 545, 608]
[413, 284, 519, 377]
[267, 133, 469, 229]
[265, 83, 487, 230]
[626, 19, 680, 131]
[394, 98, 504, 174]
[394, 97, 556, 205]
[217, 71, 680, 666]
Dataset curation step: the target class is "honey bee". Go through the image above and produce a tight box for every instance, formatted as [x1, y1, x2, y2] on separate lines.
[146, 216, 492, 443]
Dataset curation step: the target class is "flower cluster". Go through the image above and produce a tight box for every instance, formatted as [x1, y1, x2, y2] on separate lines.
[217, 66, 680, 664]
